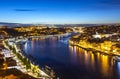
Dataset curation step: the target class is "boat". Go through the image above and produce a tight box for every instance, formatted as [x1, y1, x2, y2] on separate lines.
[16, 38, 28, 44]
[42, 65, 56, 78]
[113, 56, 120, 62]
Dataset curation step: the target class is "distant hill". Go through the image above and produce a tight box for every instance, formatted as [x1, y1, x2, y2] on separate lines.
[0, 22, 119, 27]
[0, 22, 21, 27]
[0, 22, 34, 27]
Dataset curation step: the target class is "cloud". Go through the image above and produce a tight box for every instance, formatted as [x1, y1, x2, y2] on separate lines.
[14, 9, 36, 12]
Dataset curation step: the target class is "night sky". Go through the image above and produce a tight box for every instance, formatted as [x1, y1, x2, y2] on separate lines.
[0, 0, 120, 24]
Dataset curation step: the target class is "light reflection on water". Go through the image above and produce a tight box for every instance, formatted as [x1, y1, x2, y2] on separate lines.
[24, 37, 120, 79]
[69, 45, 117, 79]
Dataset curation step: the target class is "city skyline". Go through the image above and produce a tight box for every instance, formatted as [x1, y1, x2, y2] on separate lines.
[0, 0, 120, 24]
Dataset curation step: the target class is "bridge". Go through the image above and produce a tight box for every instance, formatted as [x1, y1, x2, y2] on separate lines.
[28, 33, 72, 39]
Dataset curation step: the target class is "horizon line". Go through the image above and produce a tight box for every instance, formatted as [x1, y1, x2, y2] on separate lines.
[0, 21, 120, 25]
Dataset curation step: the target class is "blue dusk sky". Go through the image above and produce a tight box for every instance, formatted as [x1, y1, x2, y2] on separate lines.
[0, 0, 120, 24]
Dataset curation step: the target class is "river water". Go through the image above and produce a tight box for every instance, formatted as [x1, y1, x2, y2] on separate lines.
[24, 36, 120, 79]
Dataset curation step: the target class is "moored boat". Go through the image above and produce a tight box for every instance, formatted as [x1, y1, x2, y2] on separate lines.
[113, 56, 120, 62]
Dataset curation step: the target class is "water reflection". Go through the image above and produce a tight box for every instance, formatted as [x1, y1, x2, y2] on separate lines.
[69, 45, 116, 78]
[117, 62, 120, 78]
[31, 40, 34, 50]
[24, 37, 120, 79]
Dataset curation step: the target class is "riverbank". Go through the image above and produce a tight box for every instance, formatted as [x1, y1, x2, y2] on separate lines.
[3, 39, 53, 79]
[0, 68, 36, 79]
[0, 40, 37, 79]
[69, 40, 120, 57]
